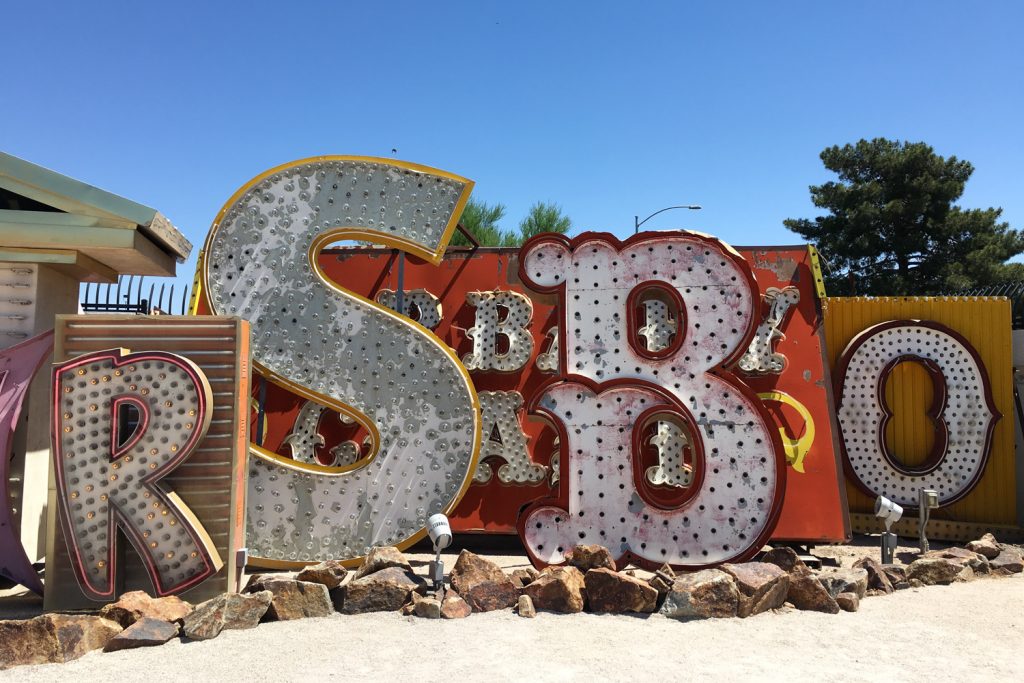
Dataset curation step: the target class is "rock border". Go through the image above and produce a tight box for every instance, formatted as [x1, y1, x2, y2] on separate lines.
[3, 536, 1021, 670]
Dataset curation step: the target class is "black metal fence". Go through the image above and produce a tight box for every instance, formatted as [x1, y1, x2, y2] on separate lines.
[80, 275, 191, 316]
[954, 281, 1024, 329]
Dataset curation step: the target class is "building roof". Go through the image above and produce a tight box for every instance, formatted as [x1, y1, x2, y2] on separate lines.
[0, 152, 191, 281]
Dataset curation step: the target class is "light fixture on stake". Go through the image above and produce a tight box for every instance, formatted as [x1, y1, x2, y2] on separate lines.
[875, 495, 903, 564]
[427, 513, 452, 593]
[918, 488, 939, 553]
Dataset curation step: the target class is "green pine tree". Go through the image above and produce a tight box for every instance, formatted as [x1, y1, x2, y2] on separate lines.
[784, 138, 1024, 295]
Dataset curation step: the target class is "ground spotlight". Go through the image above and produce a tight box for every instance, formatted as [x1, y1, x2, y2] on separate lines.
[918, 489, 939, 553]
[427, 513, 452, 592]
[875, 496, 903, 563]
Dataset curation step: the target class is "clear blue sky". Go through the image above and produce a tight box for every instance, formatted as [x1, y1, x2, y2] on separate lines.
[3, 2, 1022, 294]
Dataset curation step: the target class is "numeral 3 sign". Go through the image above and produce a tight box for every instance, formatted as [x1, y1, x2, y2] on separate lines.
[516, 232, 786, 569]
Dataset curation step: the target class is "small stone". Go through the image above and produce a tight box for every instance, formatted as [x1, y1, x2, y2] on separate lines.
[354, 546, 412, 579]
[906, 558, 966, 586]
[510, 568, 539, 589]
[786, 568, 840, 614]
[721, 562, 790, 617]
[660, 569, 739, 620]
[440, 591, 472, 619]
[836, 592, 860, 612]
[247, 578, 333, 620]
[103, 617, 179, 652]
[524, 566, 586, 613]
[761, 547, 807, 573]
[584, 568, 658, 614]
[565, 544, 616, 572]
[413, 597, 442, 619]
[965, 533, 1001, 560]
[882, 564, 908, 589]
[517, 594, 536, 618]
[0, 615, 122, 668]
[401, 592, 424, 616]
[449, 550, 518, 612]
[648, 564, 675, 599]
[342, 566, 427, 614]
[296, 560, 349, 589]
[817, 568, 868, 599]
[853, 557, 894, 595]
[990, 548, 1023, 574]
[181, 591, 273, 640]
[98, 591, 193, 628]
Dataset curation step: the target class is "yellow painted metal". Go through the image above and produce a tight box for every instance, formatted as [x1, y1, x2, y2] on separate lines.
[806, 245, 827, 300]
[823, 296, 1016, 526]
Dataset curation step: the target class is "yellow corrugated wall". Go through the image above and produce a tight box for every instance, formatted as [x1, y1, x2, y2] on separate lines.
[823, 296, 1016, 525]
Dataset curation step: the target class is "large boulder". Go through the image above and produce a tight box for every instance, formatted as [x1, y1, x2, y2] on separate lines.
[440, 591, 472, 619]
[341, 566, 426, 614]
[584, 568, 658, 614]
[181, 591, 273, 641]
[354, 546, 412, 579]
[761, 547, 807, 573]
[721, 562, 790, 617]
[0, 614, 123, 668]
[853, 557, 894, 595]
[98, 590, 193, 628]
[990, 548, 1024, 574]
[523, 566, 586, 613]
[246, 578, 333, 620]
[449, 550, 518, 612]
[786, 568, 840, 614]
[565, 544, 616, 572]
[297, 560, 349, 589]
[906, 558, 971, 585]
[103, 617, 179, 652]
[660, 569, 739, 620]
[965, 533, 1001, 560]
[922, 548, 989, 574]
[817, 568, 868, 600]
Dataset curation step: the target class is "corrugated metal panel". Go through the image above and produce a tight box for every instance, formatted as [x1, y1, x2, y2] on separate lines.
[823, 296, 1015, 526]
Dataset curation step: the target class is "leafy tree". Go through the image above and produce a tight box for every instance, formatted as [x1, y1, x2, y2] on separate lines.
[518, 201, 572, 242]
[449, 199, 508, 246]
[784, 138, 1024, 295]
[450, 199, 573, 247]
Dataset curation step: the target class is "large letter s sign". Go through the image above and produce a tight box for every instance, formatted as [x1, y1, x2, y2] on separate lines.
[200, 157, 481, 566]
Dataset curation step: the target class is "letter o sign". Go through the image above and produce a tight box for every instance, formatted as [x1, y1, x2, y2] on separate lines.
[835, 320, 999, 508]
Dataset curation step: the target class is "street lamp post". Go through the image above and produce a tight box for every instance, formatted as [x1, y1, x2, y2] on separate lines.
[634, 205, 702, 234]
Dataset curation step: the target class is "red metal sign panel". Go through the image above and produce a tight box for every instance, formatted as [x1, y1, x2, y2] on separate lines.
[200, 241, 848, 547]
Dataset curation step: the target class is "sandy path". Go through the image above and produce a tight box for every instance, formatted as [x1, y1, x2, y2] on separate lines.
[5, 575, 1022, 682]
